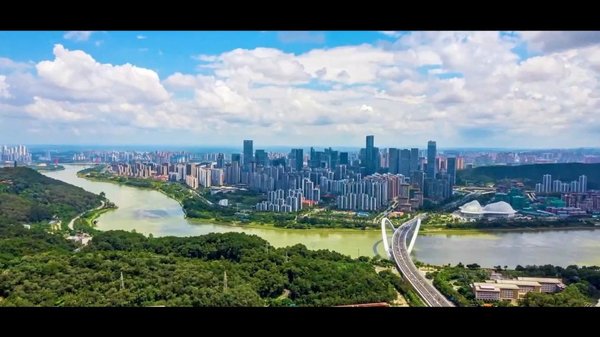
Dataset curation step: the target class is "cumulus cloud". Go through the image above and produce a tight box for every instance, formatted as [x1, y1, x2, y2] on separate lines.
[203, 48, 312, 85]
[0, 75, 11, 98]
[380, 31, 403, 38]
[0, 57, 32, 71]
[25, 97, 87, 121]
[36, 44, 169, 103]
[521, 31, 600, 53]
[3, 32, 600, 147]
[63, 31, 94, 41]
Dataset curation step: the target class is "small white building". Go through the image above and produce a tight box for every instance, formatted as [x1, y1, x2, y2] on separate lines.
[67, 233, 93, 246]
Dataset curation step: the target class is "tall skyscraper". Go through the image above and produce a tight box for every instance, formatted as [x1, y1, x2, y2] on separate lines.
[388, 148, 399, 174]
[291, 148, 303, 171]
[255, 149, 267, 167]
[216, 153, 225, 168]
[410, 148, 419, 173]
[339, 152, 349, 166]
[427, 141, 437, 179]
[231, 153, 241, 164]
[243, 140, 253, 170]
[447, 157, 457, 188]
[365, 135, 376, 175]
[400, 149, 411, 176]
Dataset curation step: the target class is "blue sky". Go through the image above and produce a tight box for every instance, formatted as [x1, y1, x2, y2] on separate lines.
[0, 31, 393, 76]
[1, 31, 599, 148]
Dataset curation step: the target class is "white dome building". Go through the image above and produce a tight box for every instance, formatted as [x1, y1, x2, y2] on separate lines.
[459, 200, 483, 215]
[459, 200, 516, 219]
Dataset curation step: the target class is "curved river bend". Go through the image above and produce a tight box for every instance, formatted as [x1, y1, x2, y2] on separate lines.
[44, 165, 600, 267]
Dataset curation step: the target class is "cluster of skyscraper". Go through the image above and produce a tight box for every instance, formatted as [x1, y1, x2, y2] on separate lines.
[535, 174, 588, 194]
[106, 136, 459, 213]
[1, 145, 31, 164]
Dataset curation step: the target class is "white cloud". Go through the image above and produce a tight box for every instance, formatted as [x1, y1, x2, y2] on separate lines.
[136, 35, 147, 40]
[63, 31, 94, 41]
[25, 97, 87, 121]
[300, 44, 396, 84]
[380, 31, 403, 38]
[4, 32, 600, 147]
[36, 44, 169, 104]
[521, 31, 600, 53]
[193, 54, 217, 62]
[0, 57, 32, 71]
[204, 48, 311, 85]
[194, 79, 255, 115]
[0, 75, 11, 98]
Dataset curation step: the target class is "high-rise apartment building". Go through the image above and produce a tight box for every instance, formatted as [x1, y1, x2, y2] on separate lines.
[427, 140, 437, 179]
[388, 148, 399, 174]
[243, 140, 253, 170]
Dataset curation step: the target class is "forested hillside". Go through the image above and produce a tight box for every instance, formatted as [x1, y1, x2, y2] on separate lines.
[0, 231, 397, 306]
[0, 167, 102, 226]
[457, 163, 600, 189]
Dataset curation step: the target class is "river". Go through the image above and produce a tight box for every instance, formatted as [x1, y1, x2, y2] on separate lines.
[44, 165, 600, 267]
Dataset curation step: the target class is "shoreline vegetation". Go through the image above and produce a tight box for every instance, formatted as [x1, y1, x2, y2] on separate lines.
[75, 166, 600, 235]
[29, 164, 65, 172]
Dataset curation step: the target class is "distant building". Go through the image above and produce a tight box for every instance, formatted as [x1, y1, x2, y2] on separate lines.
[67, 233, 93, 246]
[427, 141, 436, 179]
[473, 277, 565, 302]
[458, 200, 517, 219]
[255, 149, 268, 167]
[388, 148, 399, 174]
[516, 277, 566, 293]
[243, 140, 253, 171]
[473, 282, 519, 301]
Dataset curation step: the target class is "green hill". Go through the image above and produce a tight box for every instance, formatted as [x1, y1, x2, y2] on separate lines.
[0, 167, 102, 226]
[457, 163, 600, 189]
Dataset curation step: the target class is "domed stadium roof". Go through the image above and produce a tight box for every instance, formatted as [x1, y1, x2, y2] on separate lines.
[459, 200, 483, 214]
[482, 201, 517, 214]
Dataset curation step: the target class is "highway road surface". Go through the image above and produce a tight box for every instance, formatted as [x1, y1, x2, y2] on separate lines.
[391, 216, 455, 307]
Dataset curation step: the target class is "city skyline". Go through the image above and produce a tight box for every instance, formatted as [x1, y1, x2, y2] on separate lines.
[1, 31, 600, 147]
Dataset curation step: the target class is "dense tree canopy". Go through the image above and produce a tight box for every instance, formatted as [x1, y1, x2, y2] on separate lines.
[0, 167, 101, 226]
[0, 229, 397, 306]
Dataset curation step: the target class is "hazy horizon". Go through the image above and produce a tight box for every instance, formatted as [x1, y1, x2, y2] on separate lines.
[12, 143, 600, 153]
[1, 31, 600, 147]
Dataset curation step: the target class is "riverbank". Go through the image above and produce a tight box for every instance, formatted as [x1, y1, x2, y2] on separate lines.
[30, 164, 65, 172]
[185, 217, 383, 233]
[77, 170, 386, 232]
[66, 200, 107, 230]
[77, 170, 600, 236]
[43, 165, 600, 264]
